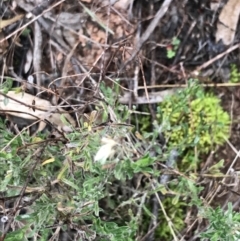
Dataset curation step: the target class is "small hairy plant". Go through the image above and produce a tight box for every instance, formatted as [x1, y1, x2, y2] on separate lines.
[157, 82, 230, 154]
[200, 203, 240, 241]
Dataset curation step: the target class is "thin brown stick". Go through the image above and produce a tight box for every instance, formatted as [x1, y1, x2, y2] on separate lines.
[195, 43, 240, 72]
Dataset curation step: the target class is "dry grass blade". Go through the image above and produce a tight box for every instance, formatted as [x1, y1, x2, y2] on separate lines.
[0, 14, 24, 30]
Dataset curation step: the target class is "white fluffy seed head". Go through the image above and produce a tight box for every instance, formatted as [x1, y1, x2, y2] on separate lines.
[94, 137, 117, 164]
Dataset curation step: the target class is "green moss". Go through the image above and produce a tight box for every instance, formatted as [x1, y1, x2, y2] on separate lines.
[230, 64, 240, 83]
[158, 84, 230, 154]
[155, 198, 186, 240]
[141, 197, 186, 241]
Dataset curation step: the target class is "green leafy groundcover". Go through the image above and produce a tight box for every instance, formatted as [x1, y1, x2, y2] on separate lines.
[0, 81, 232, 241]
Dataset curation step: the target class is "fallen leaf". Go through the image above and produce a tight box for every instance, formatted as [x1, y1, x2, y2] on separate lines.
[216, 0, 240, 45]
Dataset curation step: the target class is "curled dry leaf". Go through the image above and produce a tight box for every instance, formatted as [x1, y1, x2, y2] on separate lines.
[24, 49, 33, 74]
[216, 0, 240, 45]
[0, 91, 76, 133]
